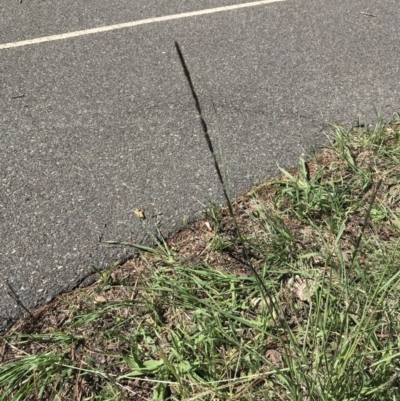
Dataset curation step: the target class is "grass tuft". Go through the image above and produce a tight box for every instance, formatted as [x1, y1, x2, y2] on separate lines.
[1, 117, 400, 400]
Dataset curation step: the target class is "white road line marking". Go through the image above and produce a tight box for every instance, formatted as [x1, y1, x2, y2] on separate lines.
[0, 0, 286, 50]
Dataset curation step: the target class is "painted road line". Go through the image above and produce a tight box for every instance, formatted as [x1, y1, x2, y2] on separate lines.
[0, 0, 286, 50]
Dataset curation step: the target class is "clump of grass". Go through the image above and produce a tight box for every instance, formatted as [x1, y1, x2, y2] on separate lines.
[2, 40, 400, 400]
[1, 117, 400, 400]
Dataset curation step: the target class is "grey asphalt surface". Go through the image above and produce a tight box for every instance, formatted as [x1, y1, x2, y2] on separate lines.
[1, 0, 399, 333]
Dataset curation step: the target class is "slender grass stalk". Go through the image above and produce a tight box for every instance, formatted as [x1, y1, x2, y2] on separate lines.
[174, 41, 283, 324]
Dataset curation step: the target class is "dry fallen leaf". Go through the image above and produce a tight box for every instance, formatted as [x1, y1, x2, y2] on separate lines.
[134, 209, 145, 219]
[360, 11, 377, 18]
[288, 275, 315, 301]
[94, 295, 107, 304]
[266, 349, 282, 367]
[204, 221, 212, 231]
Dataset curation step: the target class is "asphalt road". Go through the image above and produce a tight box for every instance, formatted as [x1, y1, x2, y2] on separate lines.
[1, 0, 399, 332]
